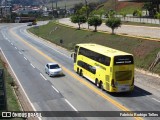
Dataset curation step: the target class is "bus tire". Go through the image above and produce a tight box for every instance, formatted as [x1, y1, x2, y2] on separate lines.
[80, 69, 83, 76]
[99, 81, 103, 89]
[77, 68, 79, 74]
[95, 79, 98, 87]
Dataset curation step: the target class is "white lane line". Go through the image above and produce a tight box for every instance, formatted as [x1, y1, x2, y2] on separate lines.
[51, 85, 59, 93]
[65, 99, 78, 111]
[0, 48, 42, 120]
[152, 98, 160, 103]
[8, 40, 10, 42]
[24, 57, 27, 60]
[11, 43, 13, 45]
[15, 47, 17, 49]
[40, 73, 47, 80]
[19, 51, 22, 54]
[30, 63, 35, 68]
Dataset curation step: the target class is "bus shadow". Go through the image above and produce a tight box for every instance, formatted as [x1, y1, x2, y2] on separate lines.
[106, 85, 152, 97]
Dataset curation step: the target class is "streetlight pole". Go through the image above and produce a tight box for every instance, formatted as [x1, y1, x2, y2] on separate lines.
[84, 0, 88, 19]
[56, 0, 57, 10]
[65, 0, 66, 17]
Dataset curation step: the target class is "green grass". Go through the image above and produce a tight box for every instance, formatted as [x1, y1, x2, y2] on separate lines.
[0, 59, 22, 120]
[118, 5, 142, 14]
[29, 21, 160, 75]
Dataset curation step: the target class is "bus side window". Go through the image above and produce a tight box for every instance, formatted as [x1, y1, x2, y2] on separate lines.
[89, 66, 96, 74]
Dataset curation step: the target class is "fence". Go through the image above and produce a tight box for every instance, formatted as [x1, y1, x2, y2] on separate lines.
[119, 15, 160, 25]
[0, 69, 7, 111]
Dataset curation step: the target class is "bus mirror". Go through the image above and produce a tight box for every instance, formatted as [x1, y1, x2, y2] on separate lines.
[71, 53, 74, 58]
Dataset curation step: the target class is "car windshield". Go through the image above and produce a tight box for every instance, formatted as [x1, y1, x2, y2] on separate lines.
[50, 64, 60, 69]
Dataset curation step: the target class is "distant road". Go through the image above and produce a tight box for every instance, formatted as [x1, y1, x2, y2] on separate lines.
[58, 18, 160, 40]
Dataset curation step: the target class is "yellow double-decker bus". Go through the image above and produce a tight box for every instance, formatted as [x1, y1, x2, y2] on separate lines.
[72, 43, 134, 92]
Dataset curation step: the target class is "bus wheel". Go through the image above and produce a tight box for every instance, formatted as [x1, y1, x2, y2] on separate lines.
[80, 69, 83, 76]
[95, 79, 98, 87]
[77, 68, 79, 74]
[99, 81, 103, 89]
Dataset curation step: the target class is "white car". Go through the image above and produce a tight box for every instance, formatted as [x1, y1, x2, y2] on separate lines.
[45, 63, 63, 77]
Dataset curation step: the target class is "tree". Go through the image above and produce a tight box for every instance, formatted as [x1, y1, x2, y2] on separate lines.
[91, 8, 105, 18]
[155, 12, 160, 24]
[73, 3, 84, 14]
[88, 16, 102, 32]
[106, 10, 116, 18]
[142, 2, 155, 16]
[70, 15, 87, 29]
[137, 10, 143, 22]
[120, 12, 127, 21]
[105, 17, 121, 34]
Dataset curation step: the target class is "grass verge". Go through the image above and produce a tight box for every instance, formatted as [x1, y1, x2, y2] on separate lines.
[28, 21, 160, 75]
[0, 58, 22, 120]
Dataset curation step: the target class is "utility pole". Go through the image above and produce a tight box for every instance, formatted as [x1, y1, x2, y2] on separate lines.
[115, 0, 117, 12]
[52, 0, 53, 17]
[65, 0, 66, 16]
[56, 0, 57, 10]
[84, 0, 88, 19]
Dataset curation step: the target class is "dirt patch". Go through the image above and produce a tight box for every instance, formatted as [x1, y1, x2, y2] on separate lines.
[133, 41, 160, 58]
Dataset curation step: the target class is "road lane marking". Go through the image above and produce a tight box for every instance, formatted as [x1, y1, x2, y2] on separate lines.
[0, 48, 42, 120]
[65, 99, 78, 111]
[10, 27, 143, 120]
[30, 63, 35, 68]
[15, 47, 17, 49]
[19, 51, 22, 54]
[11, 43, 13, 45]
[24, 57, 27, 60]
[40, 73, 47, 80]
[152, 98, 160, 103]
[51, 85, 59, 93]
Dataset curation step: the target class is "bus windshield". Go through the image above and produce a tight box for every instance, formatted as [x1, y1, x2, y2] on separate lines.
[114, 55, 134, 65]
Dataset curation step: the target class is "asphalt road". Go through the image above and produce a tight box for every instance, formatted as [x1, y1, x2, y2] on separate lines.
[0, 22, 160, 120]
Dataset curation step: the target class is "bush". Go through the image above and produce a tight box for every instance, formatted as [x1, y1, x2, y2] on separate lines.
[105, 17, 121, 34]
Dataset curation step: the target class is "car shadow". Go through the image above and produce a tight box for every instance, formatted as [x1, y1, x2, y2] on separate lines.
[50, 74, 66, 78]
[106, 85, 152, 97]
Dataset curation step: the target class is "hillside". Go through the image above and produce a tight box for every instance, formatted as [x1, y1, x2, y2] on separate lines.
[11, 0, 107, 6]
[47, 0, 106, 9]
[102, 0, 143, 14]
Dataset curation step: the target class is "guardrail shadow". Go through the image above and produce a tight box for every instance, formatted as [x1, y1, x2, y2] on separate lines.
[107, 85, 152, 97]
